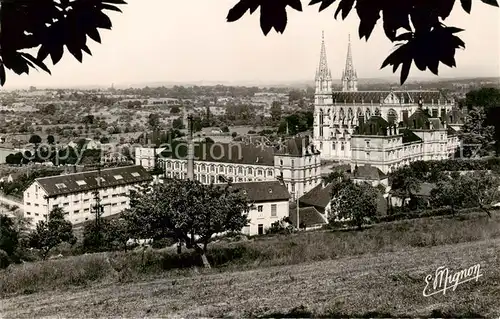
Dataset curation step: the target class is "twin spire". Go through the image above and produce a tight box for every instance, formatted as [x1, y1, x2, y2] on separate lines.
[316, 30, 331, 80]
[316, 31, 358, 91]
[342, 34, 357, 82]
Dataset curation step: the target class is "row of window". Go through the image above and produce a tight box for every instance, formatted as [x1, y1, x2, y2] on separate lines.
[166, 161, 275, 177]
[256, 204, 277, 217]
[25, 201, 129, 218]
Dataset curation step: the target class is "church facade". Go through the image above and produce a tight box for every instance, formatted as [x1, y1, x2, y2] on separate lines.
[312, 33, 462, 174]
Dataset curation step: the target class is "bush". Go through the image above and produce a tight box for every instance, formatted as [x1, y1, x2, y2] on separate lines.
[0, 249, 10, 269]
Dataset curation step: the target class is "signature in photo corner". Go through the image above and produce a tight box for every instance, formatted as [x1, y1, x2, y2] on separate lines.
[422, 263, 483, 297]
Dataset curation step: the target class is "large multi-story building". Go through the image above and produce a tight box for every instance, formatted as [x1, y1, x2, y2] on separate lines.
[135, 137, 322, 200]
[23, 165, 152, 227]
[312, 32, 462, 168]
[350, 107, 460, 174]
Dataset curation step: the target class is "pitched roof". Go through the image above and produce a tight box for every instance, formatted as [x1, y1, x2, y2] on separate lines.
[401, 129, 422, 143]
[288, 206, 327, 228]
[275, 136, 320, 157]
[353, 165, 387, 180]
[160, 141, 275, 166]
[230, 181, 290, 202]
[447, 126, 458, 136]
[299, 182, 333, 209]
[331, 90, 448, 104]
[428, 118, 446, 130]
[355, 115, 393, 136]
[35, 165, 152, 197]
[407, 107, 430, 128]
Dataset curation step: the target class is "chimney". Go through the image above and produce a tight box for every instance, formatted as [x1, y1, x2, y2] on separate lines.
[432, 108, 438, 118]
[402, 110, 409, 124]
[186, 115, 194, 180]
[358, 114, 364, 127]
[440, 108, 446, 121]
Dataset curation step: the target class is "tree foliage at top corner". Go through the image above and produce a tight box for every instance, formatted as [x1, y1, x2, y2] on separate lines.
[226, 0, 499, 84]
[0, 0, 127, 86]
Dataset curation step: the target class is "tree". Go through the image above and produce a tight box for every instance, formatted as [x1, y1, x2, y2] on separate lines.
[459, 107, 495, 156]
[0, 214, 19, 260]
[270, 101, 282, 122]
[226, 0, 499, 84]
[122, 179, 251, 268]
[29, 134, 42, 145]
[148, 113, 160, 131]
[430, 178, 464, 214]
[170, 106, 181, 114]
[47, 135, 55, 144]
[459, 172, 500, 217]
[82, 114, 95, 125]
[28, 207, 76, 259]
[42, 104, 57, 115]
[172, 118, 184, 130]
[389, 166, 422, 208]
[329, 180, 378, 230]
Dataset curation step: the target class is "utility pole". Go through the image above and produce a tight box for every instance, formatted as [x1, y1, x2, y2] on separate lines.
[92, 165, 104, 231]
[296, 194, 300, 231]
[187, 115, 194, 180]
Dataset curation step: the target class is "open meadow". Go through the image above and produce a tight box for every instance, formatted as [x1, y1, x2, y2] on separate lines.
[1, 211, 500, 317]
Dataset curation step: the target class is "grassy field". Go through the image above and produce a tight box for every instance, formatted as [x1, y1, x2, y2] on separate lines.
[1, 212, 500, 317]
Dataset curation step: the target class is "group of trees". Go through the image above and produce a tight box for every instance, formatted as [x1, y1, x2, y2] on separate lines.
[463, 88, 500, 154]
[277, 111, 314, 135]
[0, 178, 253, 269]
[389, 159, 500, 214]
[0, 168, 63, 198]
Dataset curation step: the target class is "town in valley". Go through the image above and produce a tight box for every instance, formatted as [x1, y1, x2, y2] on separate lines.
[1, 9, 500, 317]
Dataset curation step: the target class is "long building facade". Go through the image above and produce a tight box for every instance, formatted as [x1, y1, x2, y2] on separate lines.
[135, 137, 322, 200]
[313, 33, 462, 173]
[23, 165, 152, 227]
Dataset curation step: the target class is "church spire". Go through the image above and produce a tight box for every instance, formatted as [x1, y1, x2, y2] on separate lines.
[316, 30, 331, 80]
[341, 33, 358, 92]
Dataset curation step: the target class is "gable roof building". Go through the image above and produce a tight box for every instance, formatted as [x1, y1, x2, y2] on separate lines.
[23, 165, 152, 227]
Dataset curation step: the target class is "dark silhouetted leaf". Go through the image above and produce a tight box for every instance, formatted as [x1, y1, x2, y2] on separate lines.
[0, 62, 5, 86]
[87, 29, 102, 43]
[334, 0, 355, 19]
[356, 1, 381, 40]
[481, 0, 499, 6]
[226, 0, 253, 22]
[400, 60, 411, 85]
[460, 0, 472, 13]
[287, 0, 303, 11]
[309, 0, 337, 12]
[20, 53, 51, 74]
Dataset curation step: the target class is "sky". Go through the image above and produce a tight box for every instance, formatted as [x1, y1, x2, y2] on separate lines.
[3, 0, 500, 89]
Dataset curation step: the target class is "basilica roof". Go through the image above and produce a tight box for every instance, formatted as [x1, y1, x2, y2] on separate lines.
[354, 115, 395, 136]
[331, 90, 448, 105]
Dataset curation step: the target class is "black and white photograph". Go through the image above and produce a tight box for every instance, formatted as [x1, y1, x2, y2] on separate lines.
[0, 0, 499, 317]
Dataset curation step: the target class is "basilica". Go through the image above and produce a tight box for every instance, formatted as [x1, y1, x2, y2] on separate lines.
[312, 33, 463, 175]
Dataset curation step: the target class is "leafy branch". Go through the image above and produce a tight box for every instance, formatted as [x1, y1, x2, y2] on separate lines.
[0, 0, 126, 86]
[226, 0, 499, 84]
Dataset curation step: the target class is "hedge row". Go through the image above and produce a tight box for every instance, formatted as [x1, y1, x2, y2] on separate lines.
[404, 158, 500, 174]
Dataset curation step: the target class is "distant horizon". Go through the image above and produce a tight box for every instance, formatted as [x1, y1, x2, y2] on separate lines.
[3, 75, 499, 91]
[1, 1, 498, 89]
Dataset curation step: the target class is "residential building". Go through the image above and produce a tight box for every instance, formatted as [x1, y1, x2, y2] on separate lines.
[231, 181, 290, 235]
[23, 165, 152, 227]
[350, 106, 461, 174]
[312, 32, 459, 167]
[135, 136, 322, 199]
